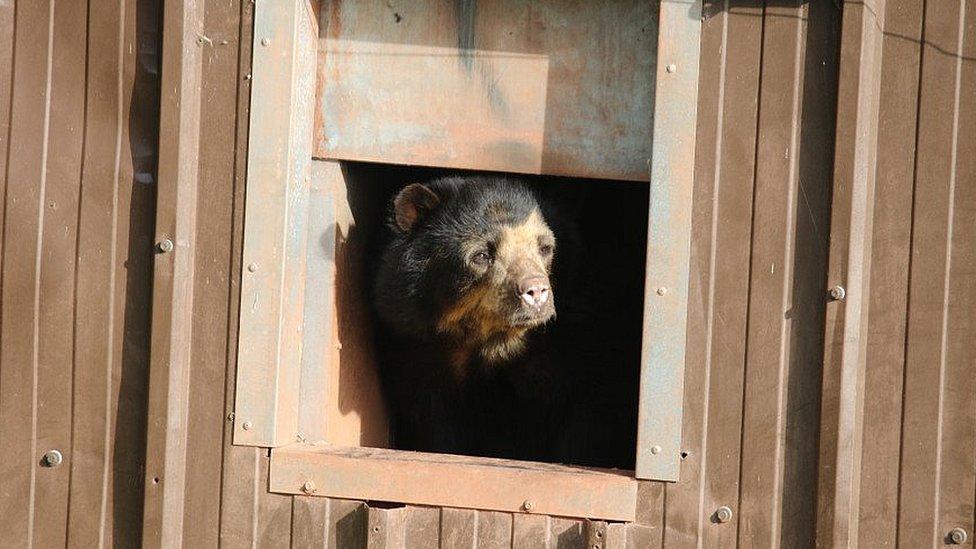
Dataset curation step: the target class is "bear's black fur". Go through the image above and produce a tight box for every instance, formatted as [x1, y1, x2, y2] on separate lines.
[372, 175, 638, 468]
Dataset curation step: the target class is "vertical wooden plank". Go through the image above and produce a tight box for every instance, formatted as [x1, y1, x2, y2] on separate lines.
[898, 0, 975, 546]
[549, 517, 584, 548]
[440, 508, 477, 549]
[255, 452, 294, 549]
[634, 481, 663, 548]
[0, 0, 56, 546]
[584, 520, 608, 549]
[292, 496, 331, 548]
[327, 499, 368, 549]
[367, 507, 406, 548]
[664, 2, 763, 546]
[738, 2, 809, 546]
[816, 0, 886, 546]
[180, 0, 249, 544]
[635, 0, 703, 482]
[234, 0, 316, 448]
[28, 0, 88, 545]
[141, 0, 205, 544]
[476, 511, 513, 549]
[512, 514, 549, 549]
[936, 2, 976, 543]
[402, 506, 440, 548]
[856, 0, 924, 546]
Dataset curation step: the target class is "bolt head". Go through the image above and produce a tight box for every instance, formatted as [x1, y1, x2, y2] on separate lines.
[247, 263, 258, 273]
[242, 421, 253, 431]
[522, 500, 534, 512]
[261, 37, 271, 47]
[301, 480, 317, 494]
[650, 445, 662, 455]
[715, 506, 733, 523]
[949, 528, 968, 544]
[156, 239, 174, 253]
[829, 285, 846, 301]
[666, 63, 677, 73]
[656, 287, 668, 296]
[42, 449, 63, 467]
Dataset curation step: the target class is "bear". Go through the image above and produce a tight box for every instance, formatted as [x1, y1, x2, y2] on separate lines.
[372, 175, 637, 468]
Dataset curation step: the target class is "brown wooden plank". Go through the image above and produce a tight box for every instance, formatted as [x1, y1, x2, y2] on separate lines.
[30, 0, 89, 545]
[738, 2, 811, 546]
[402, 505, 440, 548]
[315, 0, 659, 181]
[0, 0, 56, 545]
[584, 520, 608, 549]
[664, 2, 763, 546]
[476, 511, 513, 549]
[292, 496, 331, 548]
[328, 499, 368, 548]
[179, 0, 250, 544]
[367, 506, 406, 548]
[549, 517, 584, 548]
[439, 508, 477, 549]
[855, 0, 924, 546]
[271, 444, 638, 522]
[899, 0, 976, 545]
[634, 481, 663, 547]
[815, 0, 886, 546]
[141, 0, 206, 543]
[936, 0, 976, 542]
[512, 514, 549, 549]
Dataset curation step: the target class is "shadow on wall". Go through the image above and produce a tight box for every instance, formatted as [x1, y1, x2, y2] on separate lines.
[114, 0, 162, 543]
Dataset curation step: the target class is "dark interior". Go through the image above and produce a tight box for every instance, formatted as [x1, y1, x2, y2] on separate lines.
[337, 161, 648, 469]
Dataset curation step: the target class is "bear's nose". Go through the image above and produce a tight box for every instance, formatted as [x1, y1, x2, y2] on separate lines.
[518, 277, 550, 308]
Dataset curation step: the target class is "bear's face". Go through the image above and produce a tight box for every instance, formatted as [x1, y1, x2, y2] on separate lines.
[376, 177, 557, 363]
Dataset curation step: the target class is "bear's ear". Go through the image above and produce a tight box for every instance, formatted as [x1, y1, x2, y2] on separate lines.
[393, 183, 440, 232]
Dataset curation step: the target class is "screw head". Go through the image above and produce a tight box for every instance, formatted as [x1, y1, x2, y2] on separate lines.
[156, 239, 174, 253]
[666, 63, 677, 73]
[42, 449, 63, 467]
[949, 528, 968, 544]
[656, 287, 668, 296]
[715, 506, 733, 523]
[261, 37, 271, 47]
[650, 445, 662, 455]
[301, 480, 317, 494]
[829, 285, 846, 301]
[522, 500, 534, 512]
[247, 263, 258, 273]
[242, 421, 253, 431]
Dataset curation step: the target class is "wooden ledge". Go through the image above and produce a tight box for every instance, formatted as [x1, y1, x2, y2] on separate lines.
[269, 443, 638, 521]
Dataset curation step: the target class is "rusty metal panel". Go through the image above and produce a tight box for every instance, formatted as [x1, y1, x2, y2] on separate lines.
[234, 0, 317, 447]
[634, 0, 702, 482]
[315, 0, 659, 181]
[270, 444, 638, 522]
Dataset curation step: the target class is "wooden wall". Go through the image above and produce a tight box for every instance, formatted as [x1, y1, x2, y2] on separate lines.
[1, 0, 974, 547]
[0, 0, 159, 546]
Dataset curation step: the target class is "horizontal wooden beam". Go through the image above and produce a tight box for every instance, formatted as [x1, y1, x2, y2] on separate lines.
[270, 444, 638, 522]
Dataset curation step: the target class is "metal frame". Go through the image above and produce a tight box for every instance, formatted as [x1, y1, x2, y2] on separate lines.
[235, 0, 702, 496]
[234, 0, 318, 447]
[635, 0, 703, 481]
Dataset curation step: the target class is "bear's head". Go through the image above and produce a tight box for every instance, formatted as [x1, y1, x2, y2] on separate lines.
[374, 176, 558, 364]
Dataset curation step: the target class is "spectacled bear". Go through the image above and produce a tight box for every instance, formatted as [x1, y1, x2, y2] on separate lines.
[372, 175, 637, 468]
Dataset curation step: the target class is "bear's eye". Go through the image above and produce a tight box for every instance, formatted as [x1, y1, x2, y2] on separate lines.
[539, 243, 554, 257]
[471, 250, 492, 267]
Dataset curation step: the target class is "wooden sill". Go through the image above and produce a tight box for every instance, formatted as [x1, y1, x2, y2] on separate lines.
[269, 443, 638, 521]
